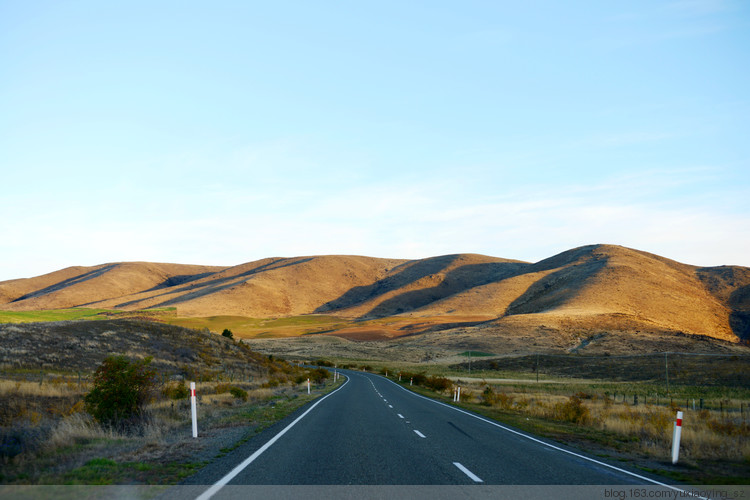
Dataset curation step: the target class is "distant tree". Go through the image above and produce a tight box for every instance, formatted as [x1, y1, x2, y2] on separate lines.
[222, 329, 234, 339]
[84, 355, 156, 428]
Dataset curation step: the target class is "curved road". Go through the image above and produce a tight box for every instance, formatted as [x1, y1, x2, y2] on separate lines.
[184, 369, 684, 497]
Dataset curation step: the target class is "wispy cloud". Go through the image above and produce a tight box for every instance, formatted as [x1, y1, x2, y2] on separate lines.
[1, 165, 747, 281]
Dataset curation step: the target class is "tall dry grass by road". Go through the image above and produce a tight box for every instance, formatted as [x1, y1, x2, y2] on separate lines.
[462, 382, 750, 462]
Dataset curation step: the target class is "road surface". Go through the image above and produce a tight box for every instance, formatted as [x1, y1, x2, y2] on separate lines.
[182, 369, 687, 498]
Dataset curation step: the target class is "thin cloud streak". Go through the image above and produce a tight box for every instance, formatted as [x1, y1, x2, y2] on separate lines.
[3, 169, 745, 281]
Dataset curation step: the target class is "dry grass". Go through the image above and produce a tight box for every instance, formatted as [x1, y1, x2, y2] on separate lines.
[0, 319, 328, 484]
[446, 379, 750, 462]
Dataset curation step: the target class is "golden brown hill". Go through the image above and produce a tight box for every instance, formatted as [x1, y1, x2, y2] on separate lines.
[0, 262, 224, 310]
[1, 245, 749, 343]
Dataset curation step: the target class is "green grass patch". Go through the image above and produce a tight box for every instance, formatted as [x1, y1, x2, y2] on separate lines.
[0, 307, 177, 324]
[0, 308, 112, 323]
[459, 351, 495, 357]
[41, 458, 201, 485]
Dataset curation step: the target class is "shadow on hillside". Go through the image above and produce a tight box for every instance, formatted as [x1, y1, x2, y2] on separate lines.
[504, 255, 609, 315]
[315, 257, 528, 318]
[114, 258, 314, 309]
[729, 284, 750, 340]
[365, 262, 528, 318]
[314, 255, 460, 315]
[142, 272, 217, 292]
[12, 265, 118, 303]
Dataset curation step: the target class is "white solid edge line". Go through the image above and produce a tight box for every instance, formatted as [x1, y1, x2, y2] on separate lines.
[195, 377, 350, 500]
[377, 374, 706, 499]
[454, 462, 483, 483]
[414, 430, 426, 438]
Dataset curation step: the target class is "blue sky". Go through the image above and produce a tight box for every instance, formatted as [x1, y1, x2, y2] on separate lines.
[1, 0, 749, 281]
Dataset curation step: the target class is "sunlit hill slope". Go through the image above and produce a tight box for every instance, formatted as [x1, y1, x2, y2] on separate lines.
[1, 245, 748, 343]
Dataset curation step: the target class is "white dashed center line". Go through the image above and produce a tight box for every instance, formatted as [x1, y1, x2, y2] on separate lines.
[397, 414, 404, 419]
[414, 430, 426, 438]
[454, 462, 483, 483]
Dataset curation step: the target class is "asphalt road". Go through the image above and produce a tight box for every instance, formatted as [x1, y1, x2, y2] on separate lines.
[184, 369, 684, 498]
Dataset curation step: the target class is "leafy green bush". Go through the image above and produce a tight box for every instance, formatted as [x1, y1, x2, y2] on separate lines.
[84, 356, 156, 428]
[222, 329, 234, 339]
[229, 387, 248, 401]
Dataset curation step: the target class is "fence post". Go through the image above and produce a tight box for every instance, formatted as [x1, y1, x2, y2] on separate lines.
[634, 395, 638, 406]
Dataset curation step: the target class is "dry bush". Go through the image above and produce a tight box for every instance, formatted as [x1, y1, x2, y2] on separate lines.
[497, 392, 515, 410]
[551, 395, 591, 424]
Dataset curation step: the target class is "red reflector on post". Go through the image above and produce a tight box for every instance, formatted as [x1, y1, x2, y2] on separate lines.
[676, 418, 682, 426]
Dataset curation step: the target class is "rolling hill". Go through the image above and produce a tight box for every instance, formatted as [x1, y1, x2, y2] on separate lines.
[1, 245, 749, 344]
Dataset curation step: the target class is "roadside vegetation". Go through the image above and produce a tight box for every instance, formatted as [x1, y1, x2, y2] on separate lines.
[0, 320, 341, 485]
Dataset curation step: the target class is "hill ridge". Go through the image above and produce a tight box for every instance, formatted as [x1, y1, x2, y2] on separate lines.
[1, 245, 749, 342]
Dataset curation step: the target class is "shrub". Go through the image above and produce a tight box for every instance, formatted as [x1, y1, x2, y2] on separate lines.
[214, 383, 232, 394]
[458, 389, 473, 402]
[309, 368, 329, 384]
[552, 395, 591, 424]
[402, 372, 427, 386]
[84, 356, 156, 428]
[229, 387, 248, 401]
[222, 329, 234, 339]
[163, 382, 189, 400]
[425, 375, 452, 393]
[497, 392, 515, 410]
[481, 386, 497, 406]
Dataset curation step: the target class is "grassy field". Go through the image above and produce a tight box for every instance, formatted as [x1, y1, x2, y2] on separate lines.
[0, 308, 356, 338]
[0, 308, 113, 323]
[0, 307, 178, 324]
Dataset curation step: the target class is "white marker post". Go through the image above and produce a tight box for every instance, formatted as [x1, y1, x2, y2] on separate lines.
[410, 377, 413, 386]
[453, 387, 457, 402]
[307, 378, 311, 394]
[190, 382, 198, 438]
[457, 386, 461, 402]
[671, 411, 683, 464]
